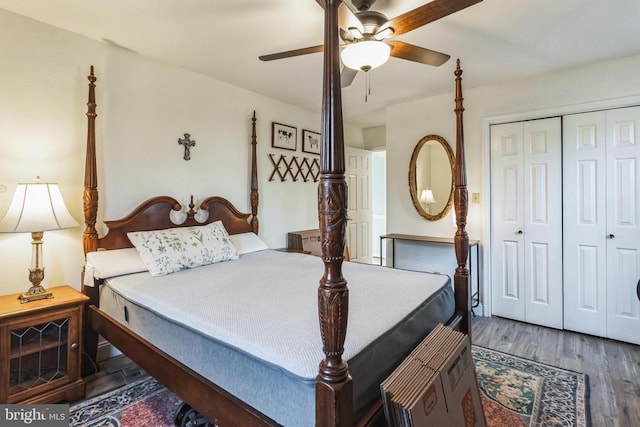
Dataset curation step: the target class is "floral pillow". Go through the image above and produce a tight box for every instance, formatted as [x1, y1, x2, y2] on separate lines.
[127, 221, 238, 276]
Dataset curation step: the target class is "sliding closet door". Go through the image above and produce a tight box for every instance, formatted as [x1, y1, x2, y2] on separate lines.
[491, 118, 562, 328]
[491, 122, 525, 321]
[563, 112, 608, 336]
[564, 107, 640, 344]
[605, 107, 640, 344]
[522, 118, 563, 327]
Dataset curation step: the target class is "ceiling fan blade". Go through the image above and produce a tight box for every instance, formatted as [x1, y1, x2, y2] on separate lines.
[341, 67, 358, 87]
[388, 41, 450, 66]
[259, 45, 325, 61]
[339, 2, 364, 33]
[386, 0, 483, 37]
[314, 0, 364, 33]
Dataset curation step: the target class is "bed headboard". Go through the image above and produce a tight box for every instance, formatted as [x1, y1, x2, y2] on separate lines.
[82, 69, 259, 254]
[96, 195, 256, 250]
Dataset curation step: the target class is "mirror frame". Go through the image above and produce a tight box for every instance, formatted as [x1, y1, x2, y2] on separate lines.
[408, 134, 455, 221]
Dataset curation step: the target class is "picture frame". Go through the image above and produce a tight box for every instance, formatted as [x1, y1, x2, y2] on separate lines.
[272, 122, 297, 151]
[302, 129, 321, 155]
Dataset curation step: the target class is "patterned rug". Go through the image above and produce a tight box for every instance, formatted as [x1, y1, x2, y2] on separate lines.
[473, 346, 590, 427]
[70, 346, 590, 426]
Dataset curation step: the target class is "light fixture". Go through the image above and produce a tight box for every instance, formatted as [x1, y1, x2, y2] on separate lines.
[0, 178, 79, 303]
[420, 189, 437, 214]
[340, 40, 391, 71]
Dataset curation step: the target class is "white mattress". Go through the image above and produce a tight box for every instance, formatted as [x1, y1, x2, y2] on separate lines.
[104, 249, 451, 380]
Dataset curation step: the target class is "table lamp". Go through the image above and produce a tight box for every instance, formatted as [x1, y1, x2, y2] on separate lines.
[0, 178, 79, 303]
[420, 189, 436, 214]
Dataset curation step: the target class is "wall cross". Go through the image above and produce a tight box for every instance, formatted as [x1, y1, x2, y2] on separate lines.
[178, 133, 196, 161]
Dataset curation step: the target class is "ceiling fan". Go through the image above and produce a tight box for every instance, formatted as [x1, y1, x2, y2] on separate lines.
[259, 0, 483, 87]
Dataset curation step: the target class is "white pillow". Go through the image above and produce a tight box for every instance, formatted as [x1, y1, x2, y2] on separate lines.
[84, 248, 148, 287]
[230, 232, 269, 255]
[127, 221, 238, 276]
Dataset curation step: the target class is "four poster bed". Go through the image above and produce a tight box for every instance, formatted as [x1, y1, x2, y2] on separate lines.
[80, 3, 471, 426]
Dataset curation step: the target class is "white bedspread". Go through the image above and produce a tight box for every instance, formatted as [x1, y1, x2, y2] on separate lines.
[104, 249, 450, 379]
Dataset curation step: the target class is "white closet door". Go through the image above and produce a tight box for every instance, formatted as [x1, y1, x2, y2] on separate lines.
[522, 118, 563, 328]
[563, 112, 608, 336]
[491, 118, 562, 327]
[491, 122, 525, 321]
[605, 107, 640, 344]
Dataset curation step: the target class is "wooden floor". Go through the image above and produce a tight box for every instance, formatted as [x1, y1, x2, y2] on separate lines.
[84, 354, 148, 400]
[84, 316, 640, 426]
[473, 316, 640, 427]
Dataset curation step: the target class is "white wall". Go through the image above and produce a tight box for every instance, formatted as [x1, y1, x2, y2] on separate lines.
[0, 10, 361, 295]
[363, 126, 385, 150]
[386, 54, 640, 310]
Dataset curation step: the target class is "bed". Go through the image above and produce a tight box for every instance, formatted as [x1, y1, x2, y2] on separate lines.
[80, 3, 471, 426]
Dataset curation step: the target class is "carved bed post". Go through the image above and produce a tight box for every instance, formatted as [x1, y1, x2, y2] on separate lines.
[316, 0, 353, 426]
[83, 66, 99, 257]
[82, 66, 100, 369]
[453, 59, 472, 338]
[250, 110, 259, 234]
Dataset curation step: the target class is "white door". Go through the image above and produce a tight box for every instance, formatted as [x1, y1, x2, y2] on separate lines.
[522, 118, 563, 328]
[491, 118, 563, 328]
[605, 107, 640, 344]
[491, 122, 525, 321]
[564, 107, 640, 344]
[345, 147, 372, 263]
[563, 112, 608, 336]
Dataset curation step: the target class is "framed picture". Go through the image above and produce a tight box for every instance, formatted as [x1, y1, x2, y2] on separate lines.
[302, 129, 321, 155]
[272, 122, 297, 151]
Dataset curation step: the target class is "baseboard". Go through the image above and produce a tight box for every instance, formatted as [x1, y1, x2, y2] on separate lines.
[97, 339, 122, 362]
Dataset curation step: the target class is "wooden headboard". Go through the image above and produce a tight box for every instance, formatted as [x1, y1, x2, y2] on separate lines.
[97, 195, 256, 251]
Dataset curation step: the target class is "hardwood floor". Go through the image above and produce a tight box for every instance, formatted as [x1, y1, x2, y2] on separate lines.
[84, 354, 148, 399]
[473, 316, 640, 427]
[83, 316, 640, 426]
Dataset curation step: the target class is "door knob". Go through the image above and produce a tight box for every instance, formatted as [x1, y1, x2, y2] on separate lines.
[517, 230, 523, 235]
[608, 234, 615, 239]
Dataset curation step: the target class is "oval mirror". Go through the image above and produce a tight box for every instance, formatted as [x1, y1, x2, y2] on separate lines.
[408, 134, 455, 221]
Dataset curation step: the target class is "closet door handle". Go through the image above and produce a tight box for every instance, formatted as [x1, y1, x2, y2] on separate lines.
[516, 230, 523, 235]
[608, 234, 615, 239]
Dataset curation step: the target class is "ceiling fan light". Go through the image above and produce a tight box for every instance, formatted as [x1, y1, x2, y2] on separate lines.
[341, 40, 391, 71]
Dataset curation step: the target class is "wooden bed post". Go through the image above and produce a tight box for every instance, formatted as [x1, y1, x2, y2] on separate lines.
[83, 66, 99, 257]
[250, 110, 259, 234]
[453, 60, 472, 339]
[82, 66, 100, 369]
[316, 0, 353, 426]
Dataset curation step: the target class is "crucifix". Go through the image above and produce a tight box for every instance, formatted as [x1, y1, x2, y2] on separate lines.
[178, 133, 196, 161]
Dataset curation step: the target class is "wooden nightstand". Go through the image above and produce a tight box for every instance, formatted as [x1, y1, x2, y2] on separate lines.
[0, 285, 89, 404]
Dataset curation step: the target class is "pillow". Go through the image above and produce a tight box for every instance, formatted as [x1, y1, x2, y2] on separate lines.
[127, 221, 238, 276]
[84, 248, 148, 287]
[230, 232, 269, 255]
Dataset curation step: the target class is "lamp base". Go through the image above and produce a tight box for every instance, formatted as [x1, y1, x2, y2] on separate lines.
[19, 285, 54, 304]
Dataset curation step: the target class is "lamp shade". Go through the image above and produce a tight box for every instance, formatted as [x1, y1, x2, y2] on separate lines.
[341, 40, 391, 71]
[0, 182, 79, 233]
[420, 189, 436, 204]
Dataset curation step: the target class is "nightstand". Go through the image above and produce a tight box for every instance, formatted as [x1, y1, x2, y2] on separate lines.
[0, 285, 89, 404]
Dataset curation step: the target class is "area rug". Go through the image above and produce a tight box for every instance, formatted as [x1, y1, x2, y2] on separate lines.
[70, 346, 590, 426]
[473, 345, 590, 427]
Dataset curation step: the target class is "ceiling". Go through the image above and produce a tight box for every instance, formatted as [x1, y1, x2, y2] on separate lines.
[2, 0, 639, 128]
